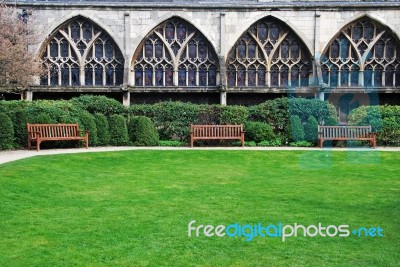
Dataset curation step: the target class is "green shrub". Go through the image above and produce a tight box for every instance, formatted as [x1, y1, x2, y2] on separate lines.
[72, 110, 98, 146]
[128, 116, 159, 146]
[288, 97, 338, 124]
[71, 95, 126, 116]
[248, 97, 337, 142]
[304, 116, 318, 144]
[198, 105, 222, 125]
[94, 113, 110, 146]
[0, 113, 15, 149]
[289, 141, 313, 147]
[244, 121, 275, 143]
[244, 141, 257, 147]
[248, 97, 289, 131]
[153, 102, 199, 141]
[108, 115, 129, 146]
[348, 105, 400, 146]
[323, 116, 339, 126]
[257, 138, 282, 147]
[290, 115, 305, 142]
[220, 105, 249, 125]
[9, 109, 29, 147]
[158, 140, 184, 147]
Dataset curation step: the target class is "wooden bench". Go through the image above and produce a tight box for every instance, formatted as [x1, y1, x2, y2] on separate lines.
[318, 125, 377, 148]
[27, 123, 89, 151]
[190, 124, 245, 147]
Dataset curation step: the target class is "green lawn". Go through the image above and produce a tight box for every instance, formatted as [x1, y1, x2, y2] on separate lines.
[0, 150, 399, 266]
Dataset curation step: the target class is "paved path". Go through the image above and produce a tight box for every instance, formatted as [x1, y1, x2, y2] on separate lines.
[0, 146, 399, 165]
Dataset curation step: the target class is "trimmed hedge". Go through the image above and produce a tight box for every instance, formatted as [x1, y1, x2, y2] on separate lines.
[220, 105, 249, 125]
[71, 95, 127, 116]
[130, 102, 249, 141]
[128, 116, 159, 146]
[72, 110, 98, 146]
[348, 105, 400, 146]
[249, 97, 338, 141]
[290, 115, 305, 142]
[94, 113, 110, 146]
[304, 116, 319, 144]
[108, 115, 129, 146]
[1, 97, 399, 149]
[244, 121, 275, 143]
[0, 112, 14, 149]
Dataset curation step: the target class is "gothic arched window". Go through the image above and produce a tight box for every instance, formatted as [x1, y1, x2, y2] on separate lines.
[321, 18, 400, 87]
[40, 17, 124, 86]
[227, 17, 312, 88]
[132, 17, 219, 87]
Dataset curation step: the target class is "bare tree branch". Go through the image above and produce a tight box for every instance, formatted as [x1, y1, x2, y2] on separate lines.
[0, 3, 43, 93]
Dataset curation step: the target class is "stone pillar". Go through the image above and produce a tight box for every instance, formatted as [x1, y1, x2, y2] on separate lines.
[219, 12, 227, 106]
[23, 91, 33, 101]
[220, 91, 227, 106]
[318, 92, 325, 101]
[124, 12, 131, 86]
[123, 91, 130, 107]
[314, 11, 325, 103]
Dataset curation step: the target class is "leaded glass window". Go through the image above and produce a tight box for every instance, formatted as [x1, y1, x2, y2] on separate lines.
[321, 18, 400, 87]
[132, 17, 219, 87]
[40, 17, 124, 86]
[227, 17, 312, 88]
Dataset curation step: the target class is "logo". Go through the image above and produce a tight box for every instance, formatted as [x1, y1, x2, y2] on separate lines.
[188, 220, 383, 242]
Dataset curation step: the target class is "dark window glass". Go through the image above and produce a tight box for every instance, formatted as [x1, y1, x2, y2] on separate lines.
[95, 67, 102, 85]
[85, 67, 93, 86]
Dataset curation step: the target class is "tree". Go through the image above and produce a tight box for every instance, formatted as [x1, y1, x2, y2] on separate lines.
[0, 3, 42, 93]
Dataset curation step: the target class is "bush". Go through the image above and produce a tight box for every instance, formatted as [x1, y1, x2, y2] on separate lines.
[158, 140, 184, 147]
[130, 101, 199, 141]
[0, 113, 14, 149]
[288, 97, 338, 124]
[289, 141, 313, 147]
[128, 116, 159, 146]
[72, 110, 98, 146]
[198, 105, 222, 125]
[257, 138, 282, 147]
[9, 109, 30, 147]
[348, 105, 400, 146]
[108, 115, 129, 146]
[290, 115, 305, 142]
[244, 121, 275, 143]
[248, 97, 337, 142]
[244, 141, 257, 147]
[220, 105, 249, 125]
[304, 116, 318, 144]
[94, 113, 110, 146]
[71, 95, 126, 116]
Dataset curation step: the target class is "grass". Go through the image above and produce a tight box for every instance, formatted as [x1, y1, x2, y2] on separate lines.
[0, 150, 399, 266]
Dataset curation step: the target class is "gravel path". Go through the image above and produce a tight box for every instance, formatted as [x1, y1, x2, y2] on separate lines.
[0, 146, 399, 165]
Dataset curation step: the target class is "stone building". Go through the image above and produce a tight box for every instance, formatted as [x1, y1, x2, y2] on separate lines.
[6, 0, 400, 122]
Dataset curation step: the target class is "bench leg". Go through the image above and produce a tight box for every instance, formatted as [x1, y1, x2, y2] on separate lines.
[319, 139, 323, 148]
[37, 140, 41, 152]
[191, 138, 194, 148]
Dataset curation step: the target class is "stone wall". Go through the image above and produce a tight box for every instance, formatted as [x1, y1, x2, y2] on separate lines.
[12, 1, 400, 107]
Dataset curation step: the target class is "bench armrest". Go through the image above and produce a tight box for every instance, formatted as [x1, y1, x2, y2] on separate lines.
[79, 130, 90, 135]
